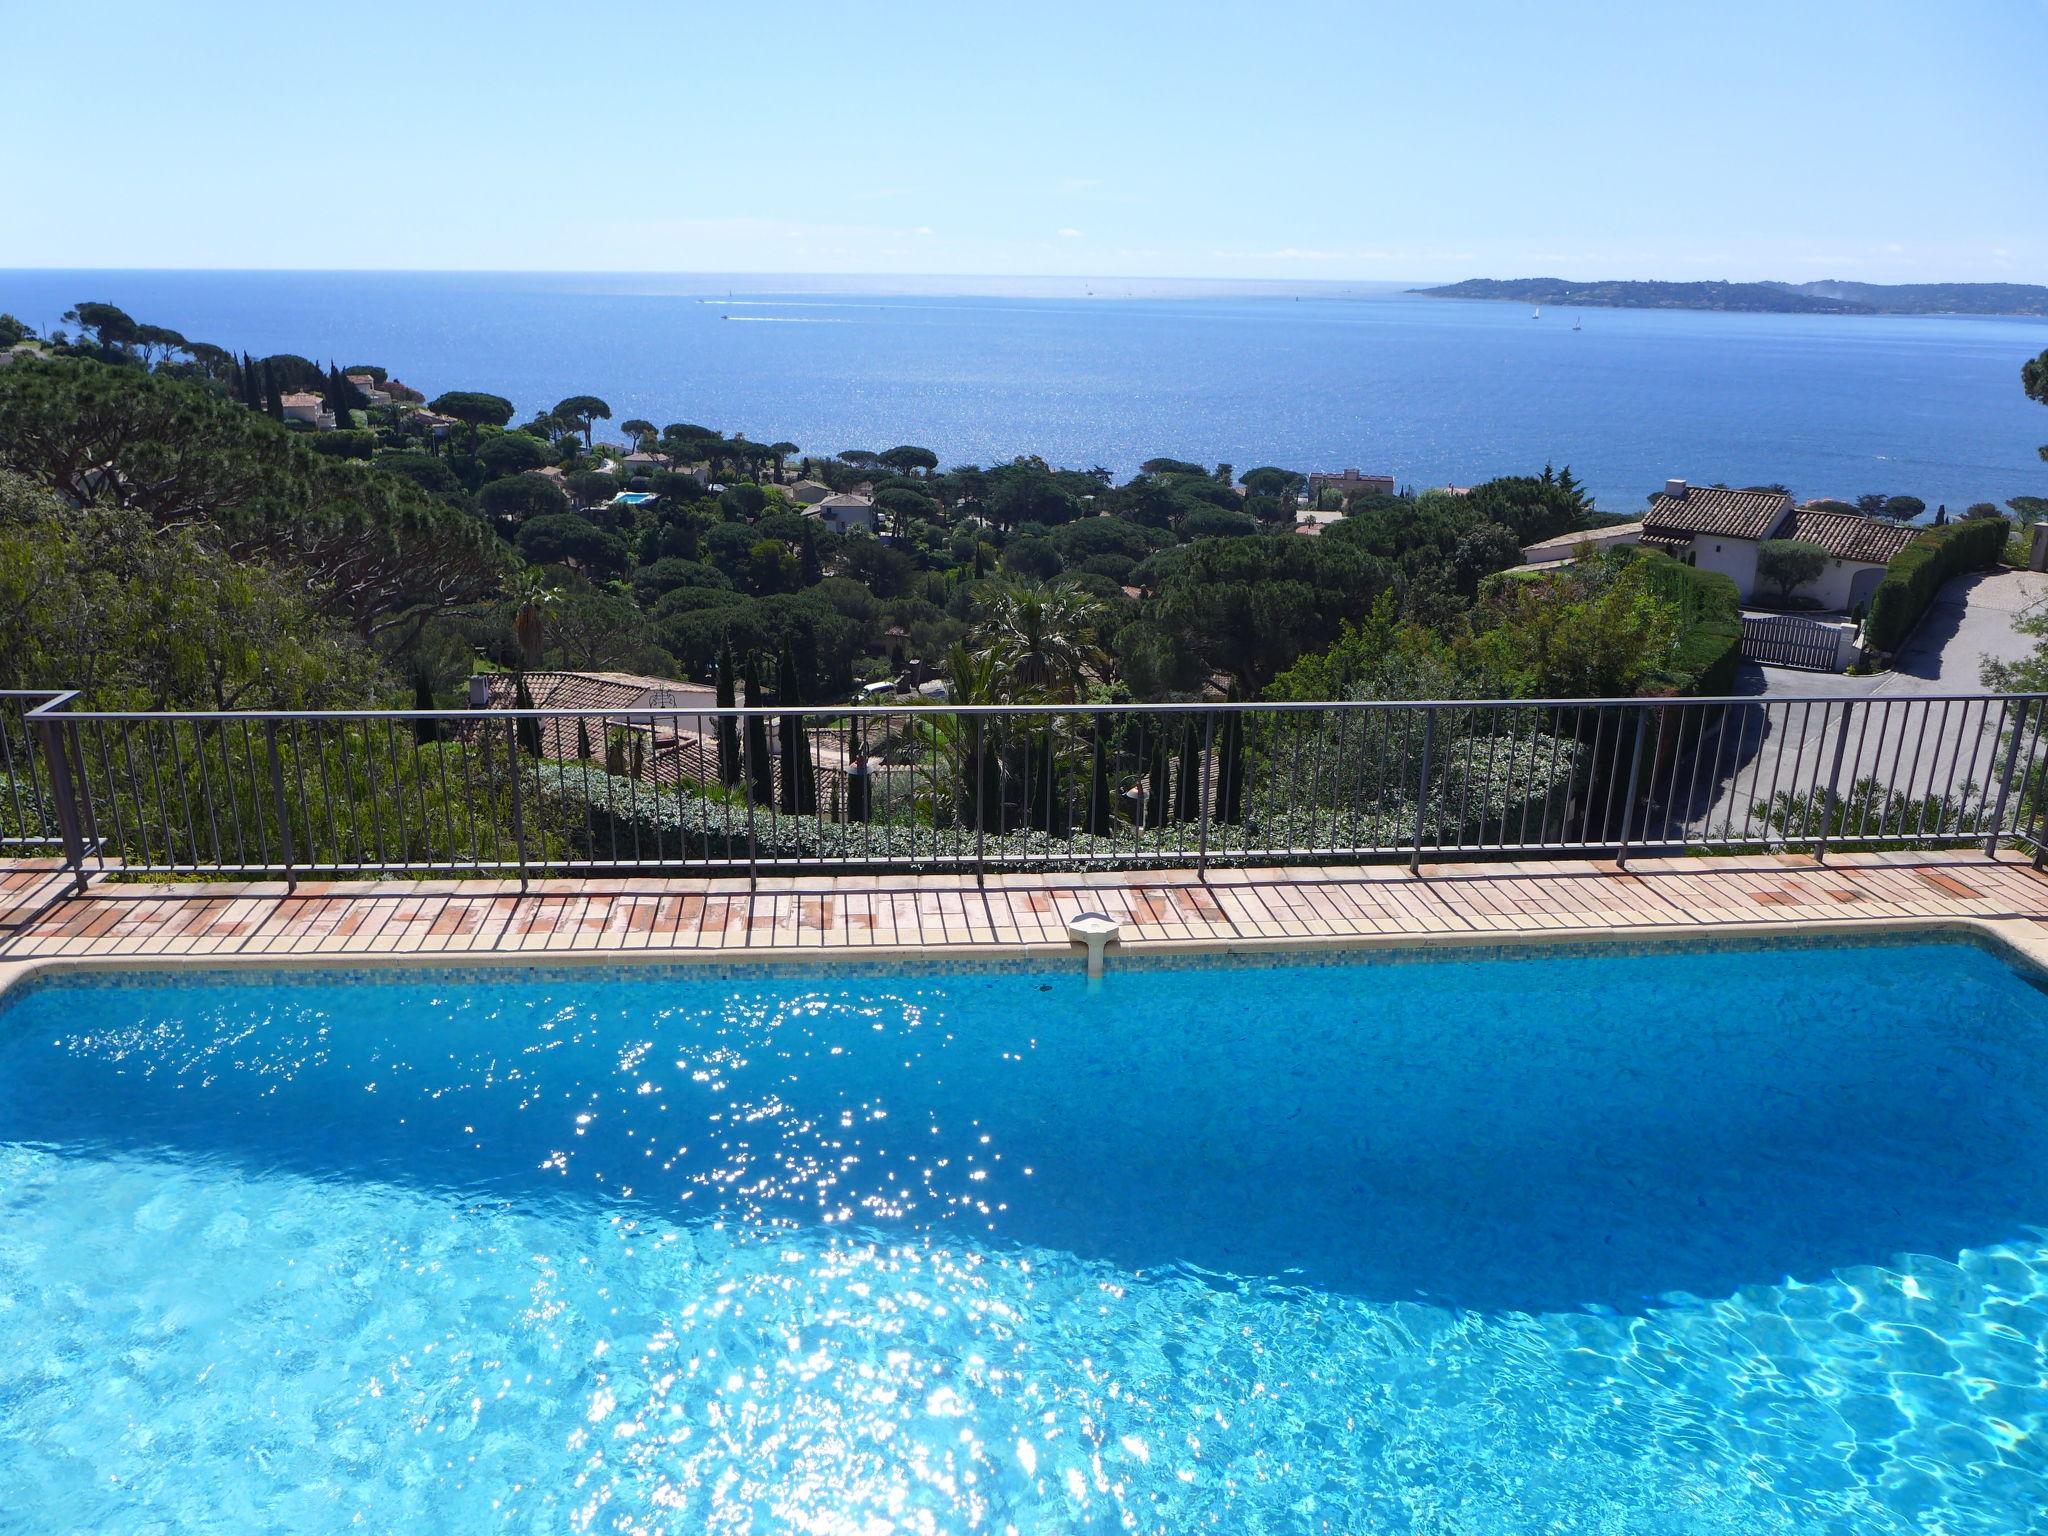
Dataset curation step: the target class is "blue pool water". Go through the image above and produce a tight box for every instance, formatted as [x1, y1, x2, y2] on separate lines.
[1, 936, 2045, 1532]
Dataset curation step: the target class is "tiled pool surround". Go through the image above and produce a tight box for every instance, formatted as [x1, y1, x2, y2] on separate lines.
[5, 850, 2048, 995]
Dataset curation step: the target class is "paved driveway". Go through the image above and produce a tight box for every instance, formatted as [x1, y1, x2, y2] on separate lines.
[1654, 570, 2048, 842]
[1743, 568, 2048, 700]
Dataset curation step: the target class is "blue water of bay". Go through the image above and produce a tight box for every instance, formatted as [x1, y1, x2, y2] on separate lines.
[3, 269, 2044, 511]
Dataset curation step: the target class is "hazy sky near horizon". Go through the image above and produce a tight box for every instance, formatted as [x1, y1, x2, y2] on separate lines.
[6, 0, 2046, 283]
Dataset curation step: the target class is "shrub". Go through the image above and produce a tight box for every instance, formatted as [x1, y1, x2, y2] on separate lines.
[1864, 517, 2009, 653]
[1756, 538, 1829, 599]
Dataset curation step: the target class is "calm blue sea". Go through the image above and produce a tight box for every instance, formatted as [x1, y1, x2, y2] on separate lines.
[4, 269, 2046, 513]
[2, 937, 2047, 1531]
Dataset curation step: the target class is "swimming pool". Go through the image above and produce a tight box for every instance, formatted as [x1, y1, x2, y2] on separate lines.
[1, 934, 2044, 1531]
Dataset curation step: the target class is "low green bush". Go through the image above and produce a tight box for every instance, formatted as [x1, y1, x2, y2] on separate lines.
[1864, 517, 2009, 653]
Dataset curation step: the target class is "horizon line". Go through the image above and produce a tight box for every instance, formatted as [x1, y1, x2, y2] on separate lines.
[3, 266, 2045, 289]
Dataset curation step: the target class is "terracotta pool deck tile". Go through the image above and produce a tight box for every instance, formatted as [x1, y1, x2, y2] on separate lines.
[5, 850, 2048, 973]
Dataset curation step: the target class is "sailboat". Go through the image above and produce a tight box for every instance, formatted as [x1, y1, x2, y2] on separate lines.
[1571, 314, 1582, 331]
[1531, 305, 1542, 319]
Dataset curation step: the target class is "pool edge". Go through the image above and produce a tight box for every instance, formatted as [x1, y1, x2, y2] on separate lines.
[5, 912, 2048, 1001]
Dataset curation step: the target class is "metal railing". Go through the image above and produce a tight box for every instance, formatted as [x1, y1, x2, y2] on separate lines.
[6, 690, 2046, 887]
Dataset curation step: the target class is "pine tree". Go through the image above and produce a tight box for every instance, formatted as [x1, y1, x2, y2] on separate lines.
[714, 638, 742, 787]
[776, 639, 817, 815]
[742, 655, 774, 806]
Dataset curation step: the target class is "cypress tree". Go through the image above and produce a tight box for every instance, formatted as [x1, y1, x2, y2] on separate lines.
[1145, 722, 1171, 827]
[1174, 714, 1204, 824]
[797, 523, 822, 586]
[411, 669, 438, 745]
[576, 718, 594, 761]
[512, 674, 543, 757]
[776, 639, 816, 815]
[965, 718, 1003, 833]
[714, 638, 742, 787]
[844, 717, 871, 824]
[1083, 715, 1115, 836]
[742, 655, 774, 806]
[1028, 725, 1065, 835]
[1215, 698, 1247, 826]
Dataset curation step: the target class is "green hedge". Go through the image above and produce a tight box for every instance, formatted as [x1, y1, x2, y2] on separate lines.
[1864, 517, 2009, 653]
[1661, 617, 1743, 696]
[1635, 551, 1740, 627]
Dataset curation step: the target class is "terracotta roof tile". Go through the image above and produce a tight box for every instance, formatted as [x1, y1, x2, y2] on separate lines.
[1644, 486, 1791, 542]
[1784, 510, 1921, 565]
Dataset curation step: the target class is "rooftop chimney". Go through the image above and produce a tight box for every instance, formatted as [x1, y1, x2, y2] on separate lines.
[1665, 478, 1689, 500]
[467, 673, 491, 709]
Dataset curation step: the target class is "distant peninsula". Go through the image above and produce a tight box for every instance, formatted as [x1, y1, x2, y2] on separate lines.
[1411, 277, 2048, 317]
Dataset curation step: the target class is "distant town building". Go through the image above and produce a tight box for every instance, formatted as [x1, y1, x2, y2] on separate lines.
[343, 372, 391, 405]
[788, 479, 833, 505]
[1307, 468, 1395, 503]
[812, 493, 879, 534]
[278, 391, 336, 430]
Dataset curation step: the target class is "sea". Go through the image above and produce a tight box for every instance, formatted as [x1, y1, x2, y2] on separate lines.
[3, 270, 2044, 515]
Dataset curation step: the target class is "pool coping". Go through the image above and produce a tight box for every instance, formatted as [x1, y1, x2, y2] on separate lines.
[6, 911, 2048, 1003]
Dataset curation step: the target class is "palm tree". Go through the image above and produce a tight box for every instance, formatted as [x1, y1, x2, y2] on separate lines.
[508, 569, 557, 669]
[973, 582, 1107, 700]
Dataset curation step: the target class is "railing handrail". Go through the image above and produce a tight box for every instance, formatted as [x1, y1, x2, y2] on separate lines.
[24, 690, 2048, 724]
[8, 688, 2044, 888]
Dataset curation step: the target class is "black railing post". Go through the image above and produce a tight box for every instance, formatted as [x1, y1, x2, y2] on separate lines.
[1196, 709, 1216, 877]
[1987, 698, 2032, 858]
[30, 705, 88, 895]
[739, 707, 759, 887]
[1409, 709, 1437, 876]
[1814, 700, 1856, 864]
[265, 719, 296, 891]
[972, 716, 987, 888]
[506, 716, 529, 889]
[1614, 704, 1650, 868]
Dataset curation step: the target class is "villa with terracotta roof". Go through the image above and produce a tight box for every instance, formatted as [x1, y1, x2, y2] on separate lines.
[1637, 480, 1918, 611]
[278, 391, 336, 430]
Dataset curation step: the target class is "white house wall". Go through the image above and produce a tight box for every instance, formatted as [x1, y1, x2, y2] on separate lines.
[1693, 538, 1762, 602]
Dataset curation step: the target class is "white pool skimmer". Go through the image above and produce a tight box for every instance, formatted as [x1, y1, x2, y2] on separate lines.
[1066, 912, 1122, 980]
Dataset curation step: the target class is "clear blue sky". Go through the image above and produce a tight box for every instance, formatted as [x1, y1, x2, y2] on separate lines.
[7, 0, 2045, 282]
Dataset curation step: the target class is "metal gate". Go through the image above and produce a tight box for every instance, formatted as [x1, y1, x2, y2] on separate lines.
[1741, 614, 1840, 671]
